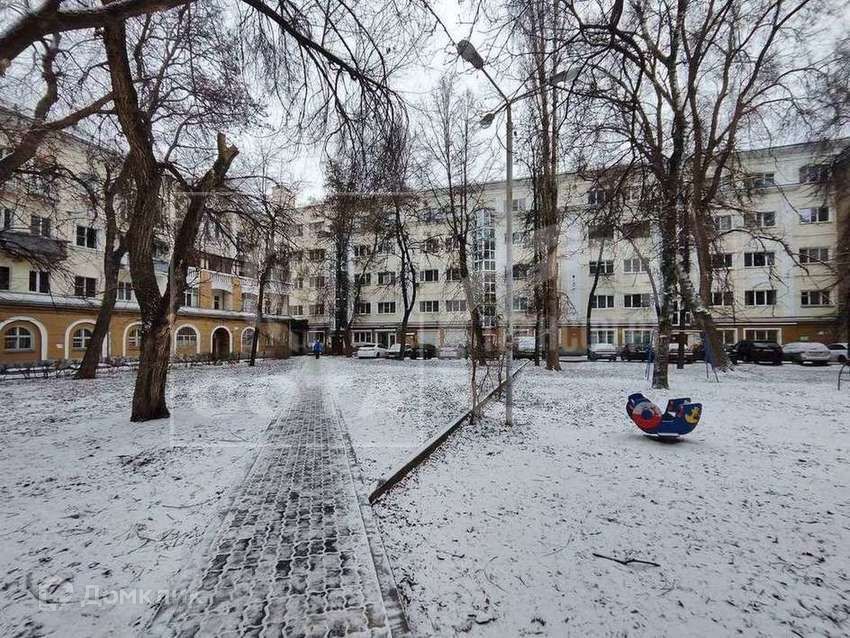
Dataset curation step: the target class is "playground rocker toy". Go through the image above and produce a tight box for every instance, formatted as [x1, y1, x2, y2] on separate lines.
[626, 393, 702, 439]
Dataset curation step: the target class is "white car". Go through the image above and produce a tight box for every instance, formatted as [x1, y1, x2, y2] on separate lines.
[355, 343, 387, 359]
[438, 344, 463, 359]
[587, 342, 618, 361]
[782, 341, 831, 365]
[827, 342, 848, 363]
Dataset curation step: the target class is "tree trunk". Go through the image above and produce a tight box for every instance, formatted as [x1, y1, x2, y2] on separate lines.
[75, 252, 122, 378]
[131, 318, 171, 420]
[585, 237, 606, 351]
[544, 241, 561, 370]
[653, 206, 677, 389]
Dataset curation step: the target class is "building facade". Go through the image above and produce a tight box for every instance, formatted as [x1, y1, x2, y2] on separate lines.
[288, 139, 846, 353]
[0, 111, 295, 365]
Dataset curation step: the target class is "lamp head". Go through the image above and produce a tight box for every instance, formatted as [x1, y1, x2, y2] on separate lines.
[479, 112, 495, 128]
[550, 68, 579, 85]
[456, 40, 485, 70]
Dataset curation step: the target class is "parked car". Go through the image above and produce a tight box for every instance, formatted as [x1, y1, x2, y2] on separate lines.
[620, 343, 650, 361]
[782, 341, 831, 365]
[387, 343, 412, 359]
[667, 341, 695, 363]
[729, 340, 783, 365]
[514, 336, 537, 359]
[827, 342, 848, 363]
[438, 344, 465, 359]
[355, 343, 387, 359]
[587, 343, 618, 361]
[412, 343, 438, 359]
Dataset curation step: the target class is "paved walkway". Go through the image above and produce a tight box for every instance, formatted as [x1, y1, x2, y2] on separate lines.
[147, 361, 408, 637]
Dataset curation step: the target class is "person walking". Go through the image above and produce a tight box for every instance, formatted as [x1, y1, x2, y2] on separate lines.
[312, 339, 323, 360]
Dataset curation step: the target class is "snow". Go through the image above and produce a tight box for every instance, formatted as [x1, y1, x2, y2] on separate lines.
[0, 360, 298, 636]
[2, 356, 848, 636]
[366, 362, 850, 636]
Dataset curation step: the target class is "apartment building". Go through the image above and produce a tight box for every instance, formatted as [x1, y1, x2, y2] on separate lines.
[0, 109, 296, 365]
[288, 139, 846, 353]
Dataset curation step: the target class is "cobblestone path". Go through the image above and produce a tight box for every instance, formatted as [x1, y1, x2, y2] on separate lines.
[147, 363, 408, 637]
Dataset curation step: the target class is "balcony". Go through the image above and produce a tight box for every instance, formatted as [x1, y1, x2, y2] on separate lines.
[0, 230, 67, 261]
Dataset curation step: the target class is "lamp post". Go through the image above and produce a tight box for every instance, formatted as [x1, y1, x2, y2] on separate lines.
[457, 39, 575, 426]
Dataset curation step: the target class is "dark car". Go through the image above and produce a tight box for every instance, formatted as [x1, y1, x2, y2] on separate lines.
[729, 340, 783, 365]
[620, 343, 650, 361]
[411, 343, 437, 360]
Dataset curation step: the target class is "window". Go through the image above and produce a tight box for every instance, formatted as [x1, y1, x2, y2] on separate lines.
[711, 253, 733, 269]
[589, 260, 614, 275]
[72, 327, 93, 350]
[445, 267, 463, 282]
[444, 236, 461, 252]
[744, 211, 776, 228]
[799, 207, 830, 224]
[213, 293, 223, 310]
[351, 331, 373, 345]
[420, 269, 439, 283]
[5, 326, 33, 351]
[419, 300, 439, 313]
[117, 281, 134, 301]
[356, 302, 371, 314]
[293, 277, 304, 289]
[799, 247, 829, 264]
[799, 164, 830, 184]
[176, 326, 198, 346]
[309, 276, 327, 288]
[183, 287, 199, 307]
[377, 271, 396, 285]
[75, 225, 98, 248]
[711, 291, 734, 306]
[801, 290, 831, 306]
[513, 297, 528, 312]
[377, 240, 394, 255]
[623, 258, 647, 274]
[714, 215, 732, 232]
[744, 172, 775, 189]
[309, 304, 325, 315]
[512, 198, 526, 211]
[513, 264, 530, 279]
[127, 326, 142, 348]
[744, 289, 777, 306]
[353, 245, 371, 257]
[590, 330, 615, 345]
[587, 189, 608, 206]
[512, 230, 529, 246]
[445, 299, 467, 312]
[74, 276, 97, 297]
[30, 215, 51, 237]
[355, 272, 372, 286]
[588, 223, 614, 240]
[744, 329, 778, 343]
[623, 293, 652, 308]
[290, 305, 304, 315]
[425, 237, 441, 253]
[590, 295, 615, 309]
[0, 266, 9, 290]
[28, 270, 49, 293]
[621, 221, 650, 239]
[378, 301, 396, 314]
[307, 249, 326, 261]
[624, 329, 652, 345]
[744, 252, 775, 268]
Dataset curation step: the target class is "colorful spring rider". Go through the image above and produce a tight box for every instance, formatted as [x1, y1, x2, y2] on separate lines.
[626, 393, 702, 439]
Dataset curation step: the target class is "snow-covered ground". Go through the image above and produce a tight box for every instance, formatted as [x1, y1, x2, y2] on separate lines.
[2, 356, 848, 637]
[370, 362, 850, 637]
[0, 359, 300, 636]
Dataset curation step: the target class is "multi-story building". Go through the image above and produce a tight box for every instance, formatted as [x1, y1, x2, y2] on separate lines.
[0, 108, 297, 365]
[288, 139, 847, 353]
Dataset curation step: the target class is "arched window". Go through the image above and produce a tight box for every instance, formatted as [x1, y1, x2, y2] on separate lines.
[4, 326, 33, 351]
[72, 327, 93, 350]
[176, 326, 198, 345]
[127, 326, 142, 348]
[241, 329, 255, 350]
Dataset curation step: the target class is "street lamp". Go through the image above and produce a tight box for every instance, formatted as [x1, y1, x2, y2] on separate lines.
[457, 39, 576, 426]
